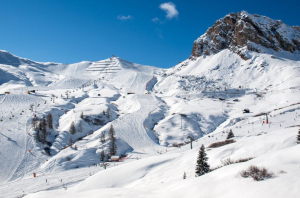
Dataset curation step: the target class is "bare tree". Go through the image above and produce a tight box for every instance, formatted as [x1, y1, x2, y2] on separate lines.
[100, 162, 110, 169]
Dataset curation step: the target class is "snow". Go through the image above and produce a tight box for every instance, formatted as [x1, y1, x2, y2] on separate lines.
[0, 44, 299, 198]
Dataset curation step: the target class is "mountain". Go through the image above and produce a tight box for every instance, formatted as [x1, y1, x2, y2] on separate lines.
[0, 11, 299, 198]
[191, 11, 300, 59]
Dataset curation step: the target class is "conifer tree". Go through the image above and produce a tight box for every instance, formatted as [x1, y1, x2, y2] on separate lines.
[100, 150, 105, 161]
[100, 131, 106, 143]
[40, 116, 47, 144]
[69, 121, 76, 135]
[108, 125, 117, 156]
[78, 120, 83, 133]
[226, 129, 234, 139]
[195, 144, 210, 177]
[183, 172, 187, 179]
[80, 111, 84, 119]
[34, 130, 41, 143]
[47, 113, 53, 129]
[297, 127, 300, 144]
[69, 137, 73, 147]
[106, 108, 111, 119]
[31, 117, 39, 130]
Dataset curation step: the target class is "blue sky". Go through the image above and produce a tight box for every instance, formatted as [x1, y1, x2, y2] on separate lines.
[0, 0, 299, 68]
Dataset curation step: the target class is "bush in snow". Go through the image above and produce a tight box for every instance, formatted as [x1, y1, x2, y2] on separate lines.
[69, 121, 76, 135]
[235, 157, 254, 163]
[195, 144, 210, 177]
[297, 127, 300, 144]
[210, 157, 254, 171]
[226, 129, 234, 139]
[208, 139, 235, 148]
[240, 165, 274, 181]
[66, 156, 71, 161]
[100, 162, 110, 169]
[221, 158, 235, 166]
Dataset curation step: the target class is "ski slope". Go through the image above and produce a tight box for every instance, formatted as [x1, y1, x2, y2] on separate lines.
[0, 94, 49, 183]
[0, 48, 299, 198]
[112, 94, 162, 152]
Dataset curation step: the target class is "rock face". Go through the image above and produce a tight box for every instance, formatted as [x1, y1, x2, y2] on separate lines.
[191, 11, 300, 58]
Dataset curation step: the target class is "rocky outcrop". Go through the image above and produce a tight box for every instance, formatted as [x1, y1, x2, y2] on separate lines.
[191, 11, 300, 59]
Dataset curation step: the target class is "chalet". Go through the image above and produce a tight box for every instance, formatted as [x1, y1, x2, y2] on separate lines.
[109, 156, 120, 162]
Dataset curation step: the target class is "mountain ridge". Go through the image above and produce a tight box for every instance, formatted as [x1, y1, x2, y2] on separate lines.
[191, 11, 300, 60]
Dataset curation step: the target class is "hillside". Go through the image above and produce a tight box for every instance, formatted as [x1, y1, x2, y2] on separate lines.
[0, 11, 299, 198]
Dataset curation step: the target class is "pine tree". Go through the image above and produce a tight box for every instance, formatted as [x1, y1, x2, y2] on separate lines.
[103, 110, 106, 115]
[297, 127, 300, 144]
[226, 129, 234, 139]
[47, 113, 53, 129]
[195, 144, 210, 177]
[100, 131, 106, 143]
[40, 116, 47, 144]
[108, 125, 117, 156]
[69, 137, 73, 147]
[34, 130, 41, 143]
[31, 117, 39, 131]
[69, 121, 76, 135]
[106, 108, 111, 119]
[100, 150, 105, 161]
[183, 172, 187, 179]
[78, 121, 83, 133]
[80, 111, 84, 119]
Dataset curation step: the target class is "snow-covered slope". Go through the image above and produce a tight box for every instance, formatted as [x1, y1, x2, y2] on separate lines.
[0, 10, 300, 198]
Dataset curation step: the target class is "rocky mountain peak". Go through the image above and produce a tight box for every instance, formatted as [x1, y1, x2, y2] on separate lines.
[191, 11, 300, 59]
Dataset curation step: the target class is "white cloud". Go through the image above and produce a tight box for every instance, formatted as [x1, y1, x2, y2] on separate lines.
[159, 2, 178, 19]
[155, 28, 163, 38]
[152, 17, 160, 22]
[117, 15, 133, 20]
[151, 17, 164, 24]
